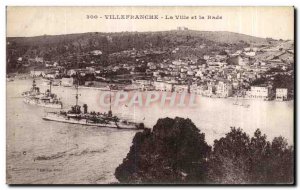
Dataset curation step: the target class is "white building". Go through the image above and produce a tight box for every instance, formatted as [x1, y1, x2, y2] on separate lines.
[91, 50, 102, 55]
[180, 73, 187, 78]
[35, 57, 44, 63]
[180, 68, 188, 73]
[232, 81, 240, 89]
[216, 81, 233, 97]
[190, 85, 205, 95]
[149, 65, 157, 70]
[172, 60, 182, 66]
[153, 81, 173, 91]
[30, 70, 44, 77]
[249, 86, 270, 99]
[204, 83, 216, 96]
[67, 69, 78, 76]
[134, 80, 151, 86]
[195, 70, 203, 77]
[45, 73, 56, 79]
[276, 88, 288, 101]
[61, 78, 74, 87]
[177, 26, 188, 31]
[153, 71, 160, 77]
[147, 62, 156, 67]
[187, 70, 195, 76]
[173, 84, 189, 93]
[132, 80, 152, 91]
[203, 55, 210, 60]
[244, 51, 256, 57]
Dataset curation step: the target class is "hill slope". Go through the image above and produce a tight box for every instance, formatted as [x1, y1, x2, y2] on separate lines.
[6, 30, 268, 73]
[7, 30, 267, 48]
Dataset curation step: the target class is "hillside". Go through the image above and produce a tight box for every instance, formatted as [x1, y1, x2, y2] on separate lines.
[7, 30, 267, 49]
[6, 30, 269, 73]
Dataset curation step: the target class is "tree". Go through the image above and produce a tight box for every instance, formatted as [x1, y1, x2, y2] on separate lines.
[115, 117, 211, 184]
[208, 127, 251, 184]
[208, 128, 294, 184]
[248, 129, 272, 183]
[115, 118, 294, 184]
[266, 136, 294, 183]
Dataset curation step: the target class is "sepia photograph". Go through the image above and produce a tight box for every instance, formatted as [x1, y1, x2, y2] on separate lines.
[6, 6, 294, 185]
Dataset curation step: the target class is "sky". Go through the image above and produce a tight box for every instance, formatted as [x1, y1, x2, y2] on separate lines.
[6, 6, 294, 40]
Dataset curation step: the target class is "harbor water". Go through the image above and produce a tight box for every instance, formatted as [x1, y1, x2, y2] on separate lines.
[6, 78, 294, 184]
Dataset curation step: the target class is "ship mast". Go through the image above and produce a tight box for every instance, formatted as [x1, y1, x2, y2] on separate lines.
[108, 85, 112, 117]
[75, 80, 79, 106]
[32, 68, 36, 88]
[109, 86, 112, 112]
[32, 78, 36, 88]
[49, 80, 52, 94]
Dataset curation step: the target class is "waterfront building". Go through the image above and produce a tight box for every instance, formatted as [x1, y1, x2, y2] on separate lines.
[207, 82, 216, 96]
[216, 81, 233, 97]
[153, 81, 173, 92]
[134, 79, 151, 85]
[249, 86, 270, 99]
[173, 84, 189, 93]
[276, 88, 288, 101]
[30, 70, 44, 77]
[44, 73, 56, 79]
[190, 84, 205, 95]
[61, 77, 74, 87]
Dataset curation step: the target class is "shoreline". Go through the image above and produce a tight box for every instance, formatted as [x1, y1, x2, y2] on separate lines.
[8, 75, 293, 102]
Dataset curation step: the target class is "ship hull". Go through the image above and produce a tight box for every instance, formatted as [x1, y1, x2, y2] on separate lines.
[42, 114, 140, 130]
[23, 98, 62, 109]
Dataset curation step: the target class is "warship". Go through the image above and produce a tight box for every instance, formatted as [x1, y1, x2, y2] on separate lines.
[42, 84, 145, 130]
[22, 79, 63, 109]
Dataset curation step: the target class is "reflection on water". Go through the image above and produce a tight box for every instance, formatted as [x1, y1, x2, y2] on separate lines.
[6, 79, 294, 184]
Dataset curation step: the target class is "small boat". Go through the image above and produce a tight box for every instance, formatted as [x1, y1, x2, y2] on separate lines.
[241, 103, 250, 108]
[233, 98, 250, 108]
[233, 97, 239, 105]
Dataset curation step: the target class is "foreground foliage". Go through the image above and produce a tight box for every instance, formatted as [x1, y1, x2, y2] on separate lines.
[115, 117, 294, 184]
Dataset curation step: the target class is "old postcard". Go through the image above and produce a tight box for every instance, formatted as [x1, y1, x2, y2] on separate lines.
[6, 6, 294, 184]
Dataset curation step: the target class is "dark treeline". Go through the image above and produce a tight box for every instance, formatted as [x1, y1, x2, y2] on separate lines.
[115, 117, 294, 184]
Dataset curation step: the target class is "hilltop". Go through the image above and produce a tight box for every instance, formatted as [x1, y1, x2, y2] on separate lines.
[6, 30, 273, 73]
[7, 30, 267, 50]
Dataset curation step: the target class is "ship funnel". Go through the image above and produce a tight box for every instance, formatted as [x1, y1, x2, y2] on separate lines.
[83, 104, 88, 114]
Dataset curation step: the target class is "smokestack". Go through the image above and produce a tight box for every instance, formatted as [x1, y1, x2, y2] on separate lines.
[83, 104, 88, 114]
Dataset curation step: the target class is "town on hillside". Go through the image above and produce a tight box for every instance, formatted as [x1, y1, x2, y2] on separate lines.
[7, 29, 294, 101]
